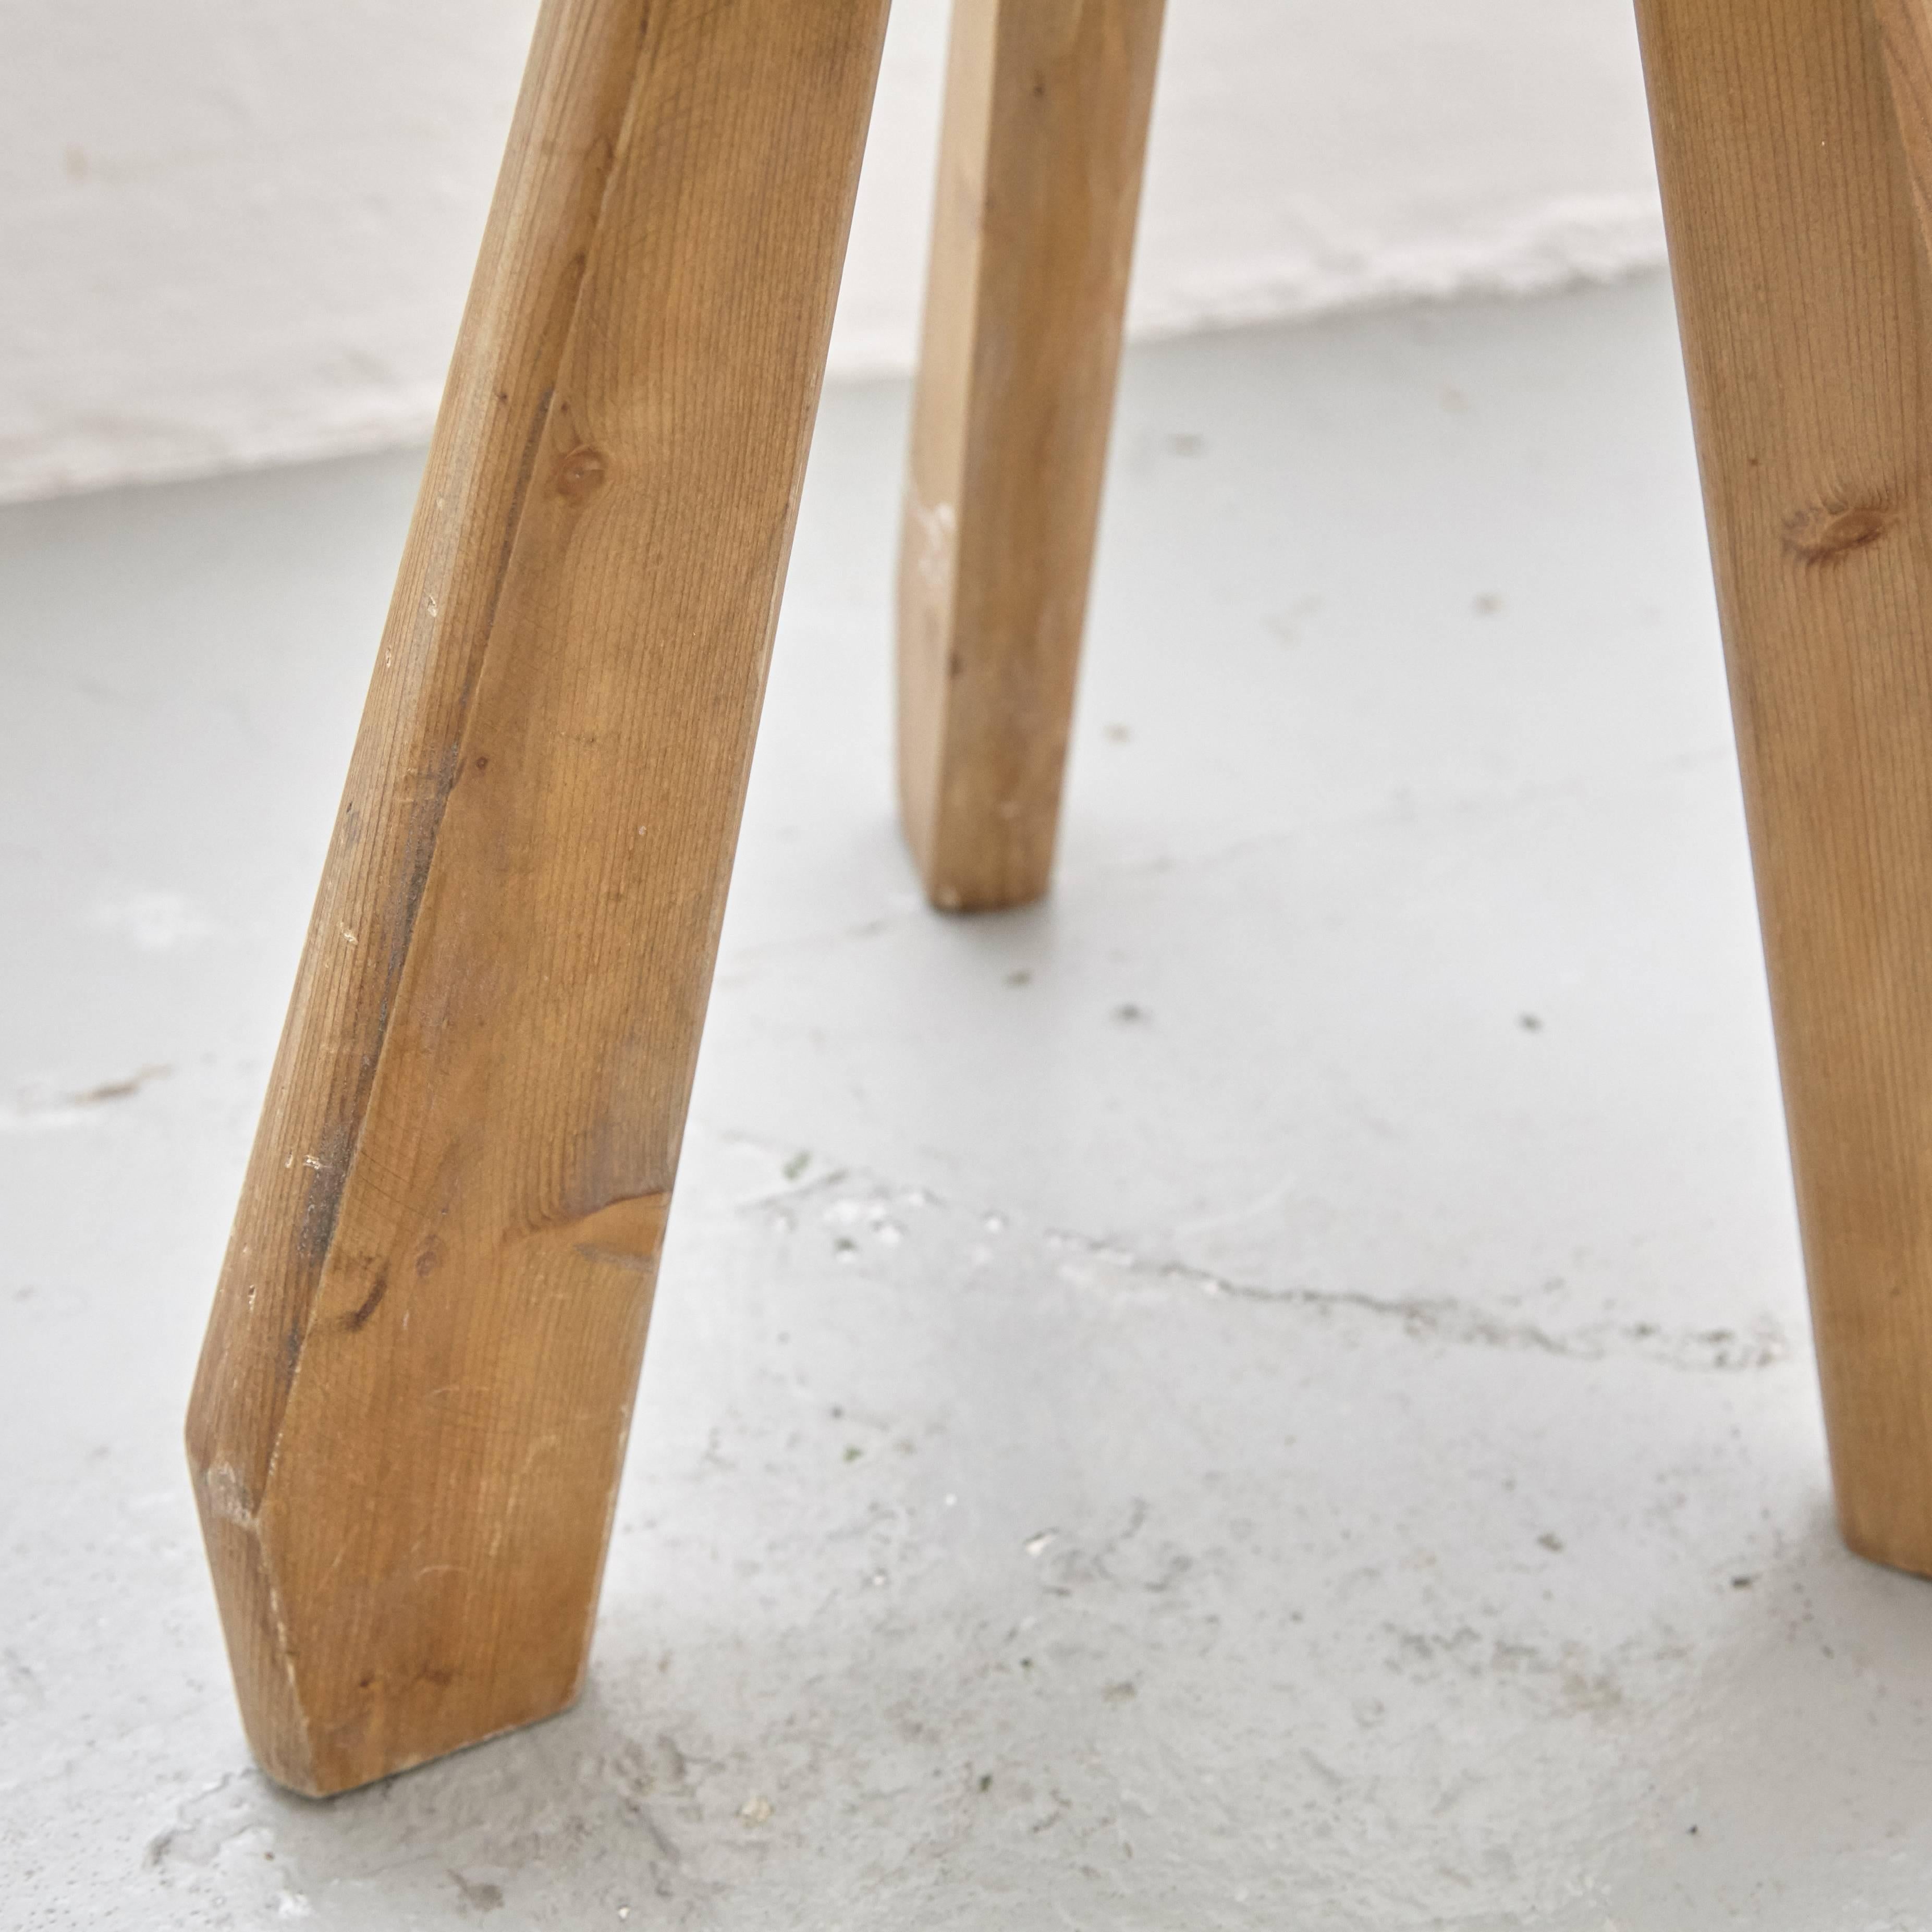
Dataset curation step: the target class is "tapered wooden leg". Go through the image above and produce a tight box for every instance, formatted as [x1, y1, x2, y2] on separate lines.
[896, 0, 1166, 911]
[185, 0, 889, 1796]
[1636, 0, 1932, 1574]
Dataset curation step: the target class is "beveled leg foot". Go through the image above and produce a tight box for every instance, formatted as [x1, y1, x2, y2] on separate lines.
[896, 0, 1165, 911]
[186, 0, 890, 1795]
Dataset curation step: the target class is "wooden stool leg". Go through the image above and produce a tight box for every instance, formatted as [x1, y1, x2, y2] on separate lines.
[185, 0, 889, 1796]
[896, 0, 1166, 911]
[1636, 0, 1932, 1574]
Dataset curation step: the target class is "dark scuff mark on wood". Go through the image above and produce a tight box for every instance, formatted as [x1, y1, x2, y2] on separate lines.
[344, 1267, 390, 1334]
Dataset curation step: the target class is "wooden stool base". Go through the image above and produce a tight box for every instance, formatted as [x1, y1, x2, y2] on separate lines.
[189, 0, 1932, 1796]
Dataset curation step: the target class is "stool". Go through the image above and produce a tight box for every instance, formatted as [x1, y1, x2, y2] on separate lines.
[185, 0, 1932, 1795]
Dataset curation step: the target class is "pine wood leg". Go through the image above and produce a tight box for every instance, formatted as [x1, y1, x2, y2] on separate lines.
[185, 0, 890, 1796]
[896, 0, 1166, 911]
[1636, 0, 1932, 1574]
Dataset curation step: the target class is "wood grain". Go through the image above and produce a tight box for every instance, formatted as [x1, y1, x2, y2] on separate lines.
[1636, 0, 1932, 1573]
[896, 0, 1166, 911]
[1877, 0, 1932, 239]
[186, 0, 890, 1795]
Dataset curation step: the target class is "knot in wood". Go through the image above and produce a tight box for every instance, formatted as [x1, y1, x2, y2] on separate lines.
[1784, 497, 1894, 565]
[554, 444, 609, 503]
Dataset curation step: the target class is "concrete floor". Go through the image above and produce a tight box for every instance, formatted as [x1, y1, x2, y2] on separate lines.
[6, 275, 1931, 1929]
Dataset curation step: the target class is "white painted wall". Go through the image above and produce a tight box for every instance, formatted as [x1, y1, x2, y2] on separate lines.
[0, 0, 1663, 504]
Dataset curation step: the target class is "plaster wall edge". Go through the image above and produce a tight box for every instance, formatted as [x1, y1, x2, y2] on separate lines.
[0, 193, 1667, 509]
